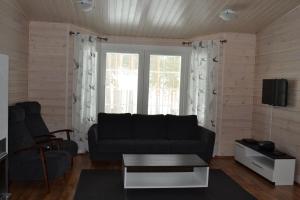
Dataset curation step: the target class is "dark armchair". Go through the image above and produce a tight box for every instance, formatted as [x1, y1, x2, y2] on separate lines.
[16, 102, 78, 157]
[8, 106, 71, 191]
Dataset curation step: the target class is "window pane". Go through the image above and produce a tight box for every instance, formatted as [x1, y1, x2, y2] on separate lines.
[105, 53, 139, 113]
[148, 55, 181, 115]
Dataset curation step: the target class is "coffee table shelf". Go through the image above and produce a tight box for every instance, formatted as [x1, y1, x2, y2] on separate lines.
[124, 169, 209, 189]
[123, 154, 209, 189]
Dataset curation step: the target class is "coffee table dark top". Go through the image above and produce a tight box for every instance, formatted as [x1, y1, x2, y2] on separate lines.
[123, 154, 208, 167]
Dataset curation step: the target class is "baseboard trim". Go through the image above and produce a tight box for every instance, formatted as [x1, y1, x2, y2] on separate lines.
[296, 175, 300, 185]
[214, 156, 234, 159]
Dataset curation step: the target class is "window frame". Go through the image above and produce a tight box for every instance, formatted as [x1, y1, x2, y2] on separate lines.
[98, 43, 190, 115]
[144, 47, 189, 115]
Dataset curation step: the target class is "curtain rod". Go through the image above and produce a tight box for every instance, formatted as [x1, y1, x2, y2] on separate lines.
[70, 31, 228, 44]
[69, 31, 108, 42]
[182, 40, 227, 46]
[182, 41, 192, 46]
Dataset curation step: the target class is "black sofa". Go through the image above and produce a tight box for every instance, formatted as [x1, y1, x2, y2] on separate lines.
[88, 113, 215, 163]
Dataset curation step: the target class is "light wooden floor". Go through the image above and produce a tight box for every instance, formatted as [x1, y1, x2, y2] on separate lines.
[10, 154, 300, 200]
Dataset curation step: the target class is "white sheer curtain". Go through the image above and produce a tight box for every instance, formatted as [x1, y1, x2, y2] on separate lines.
[72, 35, 99, 153]
[187, 40, 220, 132]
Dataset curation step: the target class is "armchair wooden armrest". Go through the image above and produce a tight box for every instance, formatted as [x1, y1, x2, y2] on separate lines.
[34, 135, 56, 143]
[36, 138, 64, 150]
[34, 134, 56, 139]
[50, 129, 74, 141]
[36, 138, 63, 144]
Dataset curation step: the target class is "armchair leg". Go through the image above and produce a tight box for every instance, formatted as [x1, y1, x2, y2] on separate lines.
[39, 149, 50, 192]
[71, 157, 74, 168]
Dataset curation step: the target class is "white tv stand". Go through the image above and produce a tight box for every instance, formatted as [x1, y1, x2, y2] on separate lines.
[0, 54, 9, 196]
[0, 54, 8, 146]
[234, 141, 295, 185]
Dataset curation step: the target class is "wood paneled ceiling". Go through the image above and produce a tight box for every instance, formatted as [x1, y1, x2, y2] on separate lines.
[17, 0, 300, 39]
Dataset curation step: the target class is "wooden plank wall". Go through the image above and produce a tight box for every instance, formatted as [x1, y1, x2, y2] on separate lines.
[28, 22, 68, 131]
[0, 0, 28, 104]
[219, 33, 256, 156]
[254, 6, 300, 183]
[28, 22, 99, 131]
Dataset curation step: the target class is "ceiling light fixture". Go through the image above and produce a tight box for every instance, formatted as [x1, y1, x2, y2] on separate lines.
[76, 0, 94, 12]
[219, 9, 237, 21]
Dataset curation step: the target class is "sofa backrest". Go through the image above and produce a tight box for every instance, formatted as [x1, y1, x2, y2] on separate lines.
[166, 115, 198, 140]
[97, 113, 199, 140]
[132, 114, 166, 139]
[98, 113, 132, 139]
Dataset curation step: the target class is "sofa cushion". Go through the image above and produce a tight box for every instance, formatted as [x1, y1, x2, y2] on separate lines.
[169, 140, 202, 154]
[61, 140, 78, 157]
[133, 140, 170, 153]
[132, 114, 166, 139]
[10, 150, 71, 181]
[96, 140, 135, 153]
[98, 113, 132, 139]
[166, 115, 198, 140]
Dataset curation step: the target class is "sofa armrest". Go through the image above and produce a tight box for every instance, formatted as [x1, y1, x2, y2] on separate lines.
[88, 124, 99, 145]
[196, 126, 215, 163]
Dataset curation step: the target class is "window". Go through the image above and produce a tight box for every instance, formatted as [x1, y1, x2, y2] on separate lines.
[99, 44, 189, 115]
[148, 55, 181, 115]
[104, 53, 139, 113]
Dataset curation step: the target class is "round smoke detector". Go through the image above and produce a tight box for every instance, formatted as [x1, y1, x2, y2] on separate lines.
[76, 0, 94, 12]
[219, 9, 237, 21]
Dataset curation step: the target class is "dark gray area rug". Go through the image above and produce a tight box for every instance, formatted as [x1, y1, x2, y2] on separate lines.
[74, 169, 256, 200]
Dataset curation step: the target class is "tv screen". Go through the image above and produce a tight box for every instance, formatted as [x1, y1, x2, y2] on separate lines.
[262, 79, 288, 106]
[274, 79, 288, 106]
[262, 79, 275, 105]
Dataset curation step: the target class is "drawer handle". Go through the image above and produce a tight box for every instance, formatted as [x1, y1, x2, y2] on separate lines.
[251, 162, 263, 169]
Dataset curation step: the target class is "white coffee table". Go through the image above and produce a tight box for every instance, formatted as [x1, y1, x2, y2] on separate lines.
[122, 154, 209, 189]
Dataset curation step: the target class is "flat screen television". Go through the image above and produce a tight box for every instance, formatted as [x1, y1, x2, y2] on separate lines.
[262, 79, 288, 106]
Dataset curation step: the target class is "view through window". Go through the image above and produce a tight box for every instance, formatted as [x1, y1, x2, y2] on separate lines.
[148, 55, 182, 115]
[104, 53, 139, 113]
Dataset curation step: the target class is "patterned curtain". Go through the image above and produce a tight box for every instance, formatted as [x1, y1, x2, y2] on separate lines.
[72, 35, 98, 153]
[187, 40, 221, 132]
